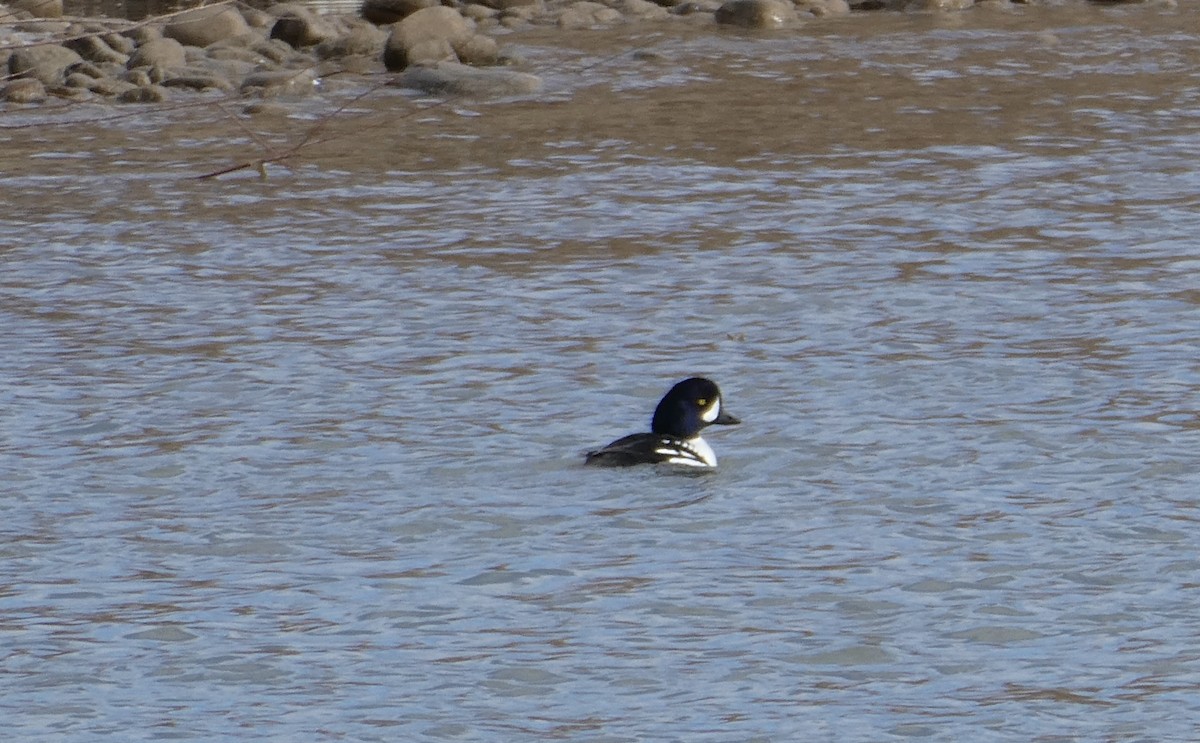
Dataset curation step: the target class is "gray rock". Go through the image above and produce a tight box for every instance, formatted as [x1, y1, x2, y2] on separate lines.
[556, 1, 623, 28]
[11, 0, 62, 18]
[163, 6, 251, 48]
[905, 0, 973, 8]
[86, 76, 140, 97]
[452, 33, 499, 66]
[3, 77, 47, 103]
[502, 4, 542, 20]
[614, 0, 671, 16]
[66, 60, 105, 78]
[161, 71, 236, 92]
[46, 84, 90, 101]
[477, 0, 540, 9]
[270, 4, 337, 48]
[713, 0, 797, 27]
[103, 33, 137, 55]
[64, 71, 95, 88]
[361, 0, 439, 25]
[250, 37, 303, 65]
[197, 56, 258, 80]
[315, 54, 381, 75]
[239, 5, 276, 29]
[672, 0, 722, 12]
[207, 42, 278, 66]
[241, 68, 318, 96]
[794, 0, 850, 13]
[395, 60, 542, 97]
[128, 37, 187, 69]
[315, 23, 388, 59]
[117, 84, 168, 103]
[383, 6, 473, 70]
[461, 3, 501, 19]
[123, 25, 161, 45]
[124, 68, 151, 86]
[65, 34, 130, 65]
[9, 43, 83, 85]
[184, 46, 209, 65]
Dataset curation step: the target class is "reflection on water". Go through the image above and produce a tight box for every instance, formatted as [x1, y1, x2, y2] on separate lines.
[5, 5, 1200, 741]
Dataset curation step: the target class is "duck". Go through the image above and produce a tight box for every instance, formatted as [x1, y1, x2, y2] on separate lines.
[585, 377, 740, 468]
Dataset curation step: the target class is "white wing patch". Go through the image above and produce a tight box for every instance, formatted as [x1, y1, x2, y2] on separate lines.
[655, 436, 717, 468]
[701, 399, 721, 424]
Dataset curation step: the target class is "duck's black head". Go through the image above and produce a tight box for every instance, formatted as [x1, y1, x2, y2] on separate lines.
[650, 377, 740, 438]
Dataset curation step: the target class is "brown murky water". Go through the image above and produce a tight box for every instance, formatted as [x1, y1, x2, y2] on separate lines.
[5, 4, 1200, 741]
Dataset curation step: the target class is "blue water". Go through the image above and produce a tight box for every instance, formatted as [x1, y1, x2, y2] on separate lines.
[5, 5, 1200, 741]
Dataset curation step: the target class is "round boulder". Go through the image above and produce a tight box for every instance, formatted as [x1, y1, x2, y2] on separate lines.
[395, 61, 542, 97]
[127, 37, 187, 69]
[794, 0, 850, 13]
[240, 68, 318, 96]
[556, 1, 623, 28]
[383, 6, 473, 70]
[3, 77, 48, 103]
[65, 34, 130, 65]
[451, 33, 499, 66]
[714, 0, 797, 27]
[315, 23, 388, 59]
[362, 0, 439, 24]
[269, 4, 337, 48]
[475, 0, 540, 9]
[9, 44, 83, 85]
[12, 0, 62, 18]
[163, 6, 251, 48]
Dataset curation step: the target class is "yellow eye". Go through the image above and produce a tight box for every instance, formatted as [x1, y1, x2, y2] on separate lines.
[697, 398, 708, 406]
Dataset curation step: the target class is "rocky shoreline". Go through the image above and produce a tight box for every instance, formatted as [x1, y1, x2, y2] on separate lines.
[0, 0, 1164, 105]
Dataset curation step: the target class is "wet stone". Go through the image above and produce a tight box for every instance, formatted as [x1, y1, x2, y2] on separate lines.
[66, 60, 106, 78]
[163, 5, 251, 47]
[65, 34, 130, 65]
[117, 84, 168, 103]
[47, 84, 90, 100]
[361, 0, 440, 25]
[383, 6, 475, 70]
[124, 68, 152, 86]
[86, 76, 139, 97]
[128, 37, 187, 69]
[12, 0, 63, 18]
[123, 25, 161, 44]
[250, 37, 303, 65]
[64, 71, 92, 88]
[240, 68, 319, 97]
[102, 33, 137, 55]
[9, 43, 83, 85]
[161, 71, 236, 91]
[478, 0, 541, 9]
[795, 0, 851, 14]
[2, 77, 47, 103]
[616, 0, 672, 17]
[270, 4, 338, 48]
[394, 60, 543, 96]
[556, 1, 624, 28]
[713, 0, 798, 27]
[206, 44, 276, 65]
[314, 24, 388, 59]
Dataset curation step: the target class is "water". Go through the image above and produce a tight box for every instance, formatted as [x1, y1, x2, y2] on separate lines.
[4, 4, 1200, 740]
